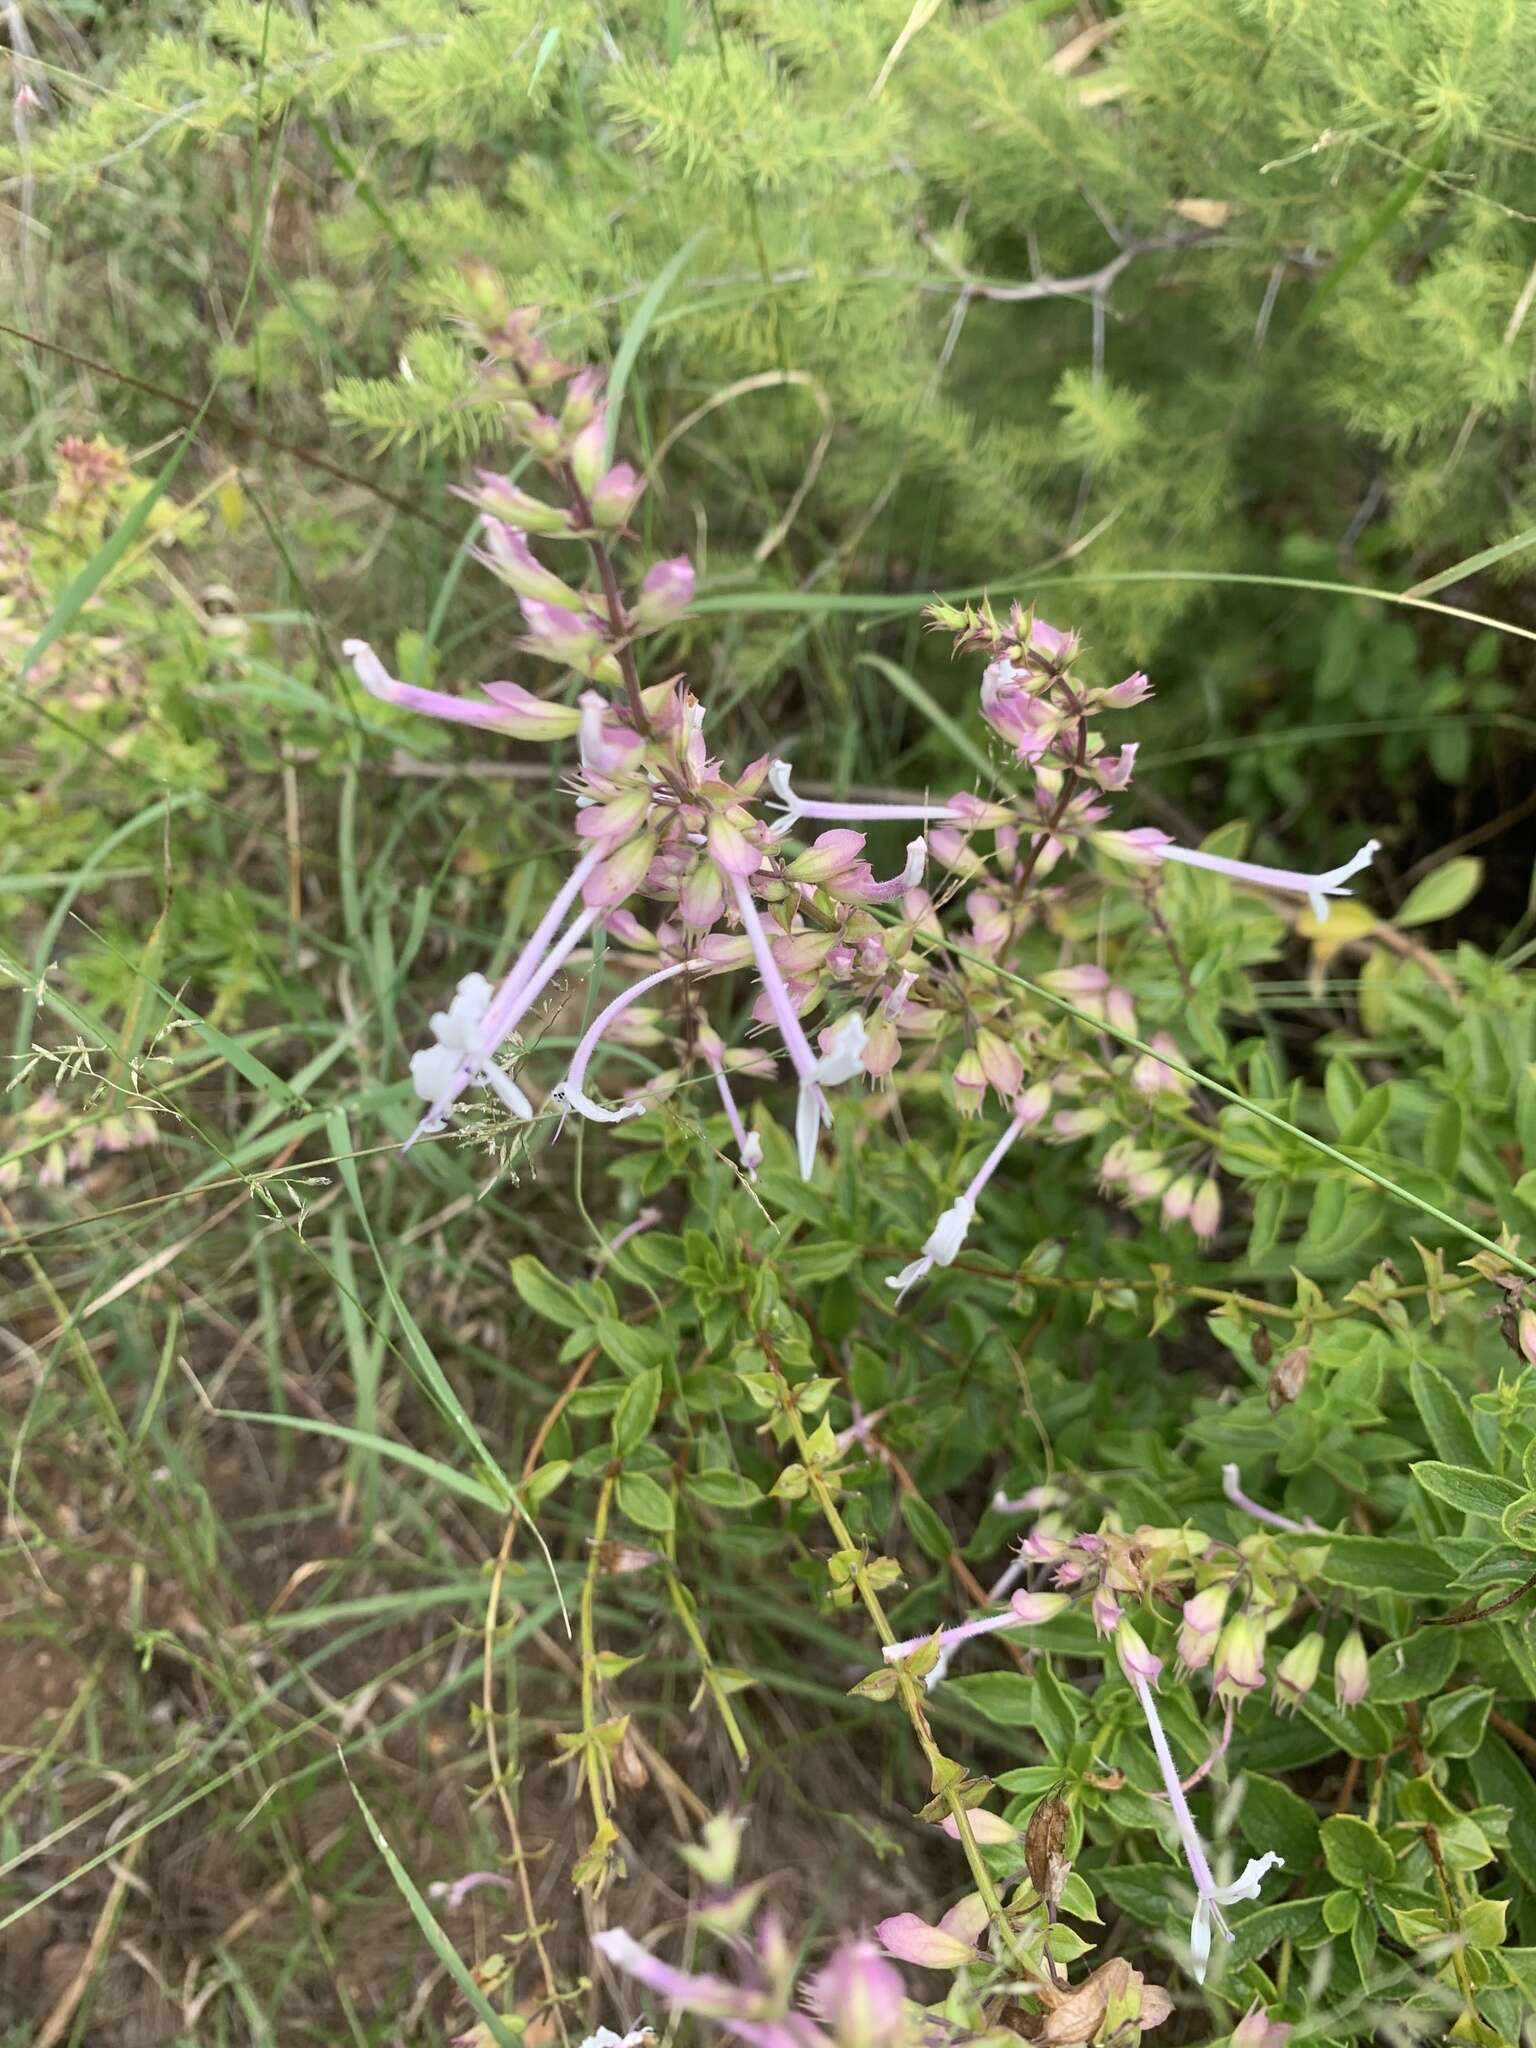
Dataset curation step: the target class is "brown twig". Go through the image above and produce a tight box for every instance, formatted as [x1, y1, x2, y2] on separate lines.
[0, 318, 455, 535]
[914, 224, 1220, 306]
[1426, 1565, 1536, 1628]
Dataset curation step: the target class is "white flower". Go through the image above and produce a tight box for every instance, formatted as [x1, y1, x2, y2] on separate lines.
[410, 973, 532, 1126]
[1190, 1852, 1284, 1983]
[794, 1012, 869, 1178]
[812, 1011, 868, 1087]
[578, 2028, 653, 2048]
[885, 1195, 975, 1303]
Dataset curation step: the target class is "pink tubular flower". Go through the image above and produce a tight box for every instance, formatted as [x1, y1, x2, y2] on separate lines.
[885, 1093, 1042, 1304]
[474, 521, 583, 606]
[766, 760, 968, 831]
[593, 1929, 827, 2048]
[728, 872, 830, 1179]
[344, 638, 584, 736]
[1334, 1629, 1370, 1708]
[1232, 2006, 1294, 2048]
[1213, 1613, 1266, 1700]
[881, 1588, 1068, 1670]
[805, 1940, 906, 2048]
[1130, 1673, 1283, 1982]
[406, 847, 605, 1143]
[1220, 1463, 1317, 1534]
[699, 1026, 765, 1179]
[452, 470, 574, 534]
[1100, 828, 1382, 926]
[1177, 1583, 1229, 1674]
[591, 462, 644, 527]
[553, 959, 703, 1125]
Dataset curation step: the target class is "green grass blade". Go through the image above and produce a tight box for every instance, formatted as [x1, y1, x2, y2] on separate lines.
[1402, 523, 1536, 600]
[856, 651, 1002, 789]
[325, 1105, 512, 1505]
[343, 1768, 520, 2048]
[604, 231, 709, 464]
[218, 1410, 508, 1511]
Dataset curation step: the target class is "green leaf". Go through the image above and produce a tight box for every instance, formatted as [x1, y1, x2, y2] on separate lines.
[1410, 1358, 1483, 1469]
[1424, 1686, 1493, 1759]
[1468, 1733, 1536, 1890]
[509, 1255, 589, 1331]
[612, 1367, 663, 1458]
[1322, 1886, 1359, 1933]
[1367, 1627, 1459, 1705]
[1424, 1099, 1464, 1181]
[1237, 1773, 1322, 1872]
[1396, 1774, 1495, 1870]
[616, 1470, 675, 1534]
[1225, 1894, 1328, 1969]
[1032, 1662, 1084, 1760]
[900, 1494, 954, 1563]
[1321, 1814, 1396, 1888]
[1396, 858, 1484, 928]
[685, 1470, 764, 1510]
[1318, 1534, 1453, 1598]
[1412, 1461, 1524, 1520]
[1298, 1691, 1396, 1760]
[596, 1317, 668, 1376]
[949, 1673, 1038, 1728]
[789, 1238, 861, 1283]
[1339, 1084, 1391, 1149]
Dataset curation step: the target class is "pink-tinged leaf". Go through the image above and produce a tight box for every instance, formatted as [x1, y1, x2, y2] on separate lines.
[938, 1893, 991, 1948]
[873, 1913, 979, 1970]
[938, 1809, 1018, 1845]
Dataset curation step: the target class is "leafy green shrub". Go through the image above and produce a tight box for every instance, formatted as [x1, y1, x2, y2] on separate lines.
[9, 9, 1536, 2047]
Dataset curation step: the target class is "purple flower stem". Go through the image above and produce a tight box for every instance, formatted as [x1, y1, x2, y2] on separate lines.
[343, 639, 510, 728]
[560, 959, 700, 1119]
[727, 875, 819, 1087]
[789, 798, 967, 823]
[1132, 1675, 1218, 1899]
[1221, 1463, 1318, 1534]
[882, 1608, 1021, 1665]
[408, 902, 599, 1144]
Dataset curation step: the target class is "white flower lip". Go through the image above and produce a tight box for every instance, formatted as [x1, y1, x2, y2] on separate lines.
[410, 972, 533, 1125]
